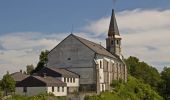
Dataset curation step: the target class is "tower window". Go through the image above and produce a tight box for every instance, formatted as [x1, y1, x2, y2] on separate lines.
[117, 40, 119, 44]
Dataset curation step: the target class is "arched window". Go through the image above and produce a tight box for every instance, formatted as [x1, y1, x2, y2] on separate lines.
[100, 61, 102, 68]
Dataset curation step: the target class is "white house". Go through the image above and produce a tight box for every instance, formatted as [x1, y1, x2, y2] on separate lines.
[36, 67, 80, 93]
[15, 75, 67, 96]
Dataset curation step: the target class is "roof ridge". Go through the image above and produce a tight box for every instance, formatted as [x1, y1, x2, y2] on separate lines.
[72, 34, 118, 59]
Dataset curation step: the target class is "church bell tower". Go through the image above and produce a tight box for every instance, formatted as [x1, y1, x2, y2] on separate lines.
[106, 9, 122, 57]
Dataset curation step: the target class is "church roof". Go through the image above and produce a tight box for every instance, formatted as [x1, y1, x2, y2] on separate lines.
[73, 34, 118, 59]
[108, 9, 120, 36]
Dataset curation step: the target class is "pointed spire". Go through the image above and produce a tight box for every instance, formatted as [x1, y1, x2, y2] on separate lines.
[108, 9, 120, 36]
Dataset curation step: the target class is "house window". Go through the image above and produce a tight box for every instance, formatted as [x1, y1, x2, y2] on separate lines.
[64, 77, 66, 82]
[62, 87, 64, 92]
[52, 86, 54, 92]
[111, 40, 114, 45]
[23, 87, 27, 92]
[73, 78, 75, 83]
[57, 87, 60, 92]
[70, 78, 72, 83]
[67, 78, 69, 82]
[100, 61, 102, 68]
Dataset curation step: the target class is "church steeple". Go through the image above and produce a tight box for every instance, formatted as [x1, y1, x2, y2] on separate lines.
[108, 9, 120, 37]
[106, 9, 122, 57]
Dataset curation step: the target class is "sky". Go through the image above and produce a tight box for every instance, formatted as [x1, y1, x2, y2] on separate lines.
[0, 0, 170, 77]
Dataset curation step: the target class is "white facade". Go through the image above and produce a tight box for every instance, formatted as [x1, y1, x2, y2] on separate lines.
[47, 86, 67, 96]
[61, 77, 79, 87]
[95, 54, 126, 92]
[15, 86, 67, 96]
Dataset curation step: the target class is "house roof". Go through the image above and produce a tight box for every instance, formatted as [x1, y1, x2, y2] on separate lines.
[37, 67, 79, 78]
[10, 72, 29, 82]
[73, 34, 118, 59]
[16, 75, 66, 87]
[50, 67, 80, 78]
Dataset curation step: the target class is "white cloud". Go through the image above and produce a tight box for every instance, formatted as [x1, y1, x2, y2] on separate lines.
[83, 9, 170, 71]
[0, 9, 170, 77]
[0, 32, 69, 77]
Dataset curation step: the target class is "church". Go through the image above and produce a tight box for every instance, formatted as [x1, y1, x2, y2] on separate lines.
[47, 9, 127, 93]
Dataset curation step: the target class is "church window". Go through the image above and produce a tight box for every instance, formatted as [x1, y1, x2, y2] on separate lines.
[112, 64, 114, 72]
[100, 61, 102, 68]
[106, 62, 109, 70]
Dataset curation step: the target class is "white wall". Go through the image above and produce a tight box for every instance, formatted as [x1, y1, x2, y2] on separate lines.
[100, 84, 106, 92]
[47, 86, 67, 96]
[16, 86, 67, 97]
[61, 77, 79, 87]
[95, 55, 116, 91]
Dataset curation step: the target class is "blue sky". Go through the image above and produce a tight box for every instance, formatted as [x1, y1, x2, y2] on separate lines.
[0, 0, 170, 34]
[0, 0, 170, 77]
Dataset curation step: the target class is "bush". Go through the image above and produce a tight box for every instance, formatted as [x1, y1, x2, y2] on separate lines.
[85, 76, 163, 100]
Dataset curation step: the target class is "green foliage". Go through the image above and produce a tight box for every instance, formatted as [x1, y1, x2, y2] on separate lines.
[31, 50, 49, 73]
[0, 72, 16, 96]
[26, 64, 34, 75]
[7, 93, 66, 100]
[110, 80, 120, 88]
[125, 56, 162, 89]
[159, 67, 170, 99]
[0, 91, 3, 100]
[85, 76, 163, 100]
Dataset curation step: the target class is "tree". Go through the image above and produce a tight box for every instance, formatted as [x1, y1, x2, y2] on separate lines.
[26, 64, 34, 75]
[31, 50, 49, 73]
[125, 56, 162, 90]
[160, 67, 170, 99]
[0, 71, 16, 96]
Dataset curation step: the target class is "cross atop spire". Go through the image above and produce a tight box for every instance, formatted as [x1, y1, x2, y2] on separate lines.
[108, 9, 120, 37]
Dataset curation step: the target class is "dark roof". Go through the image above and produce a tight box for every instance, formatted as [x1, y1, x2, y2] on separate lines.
[73, 34, 118, 59]
[16, 75, 66, 87]
[108, 9, 120, 36]
[49, 67, 80, 78]
[10, 72, 29, 82]
[37, 67, 79, 78]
